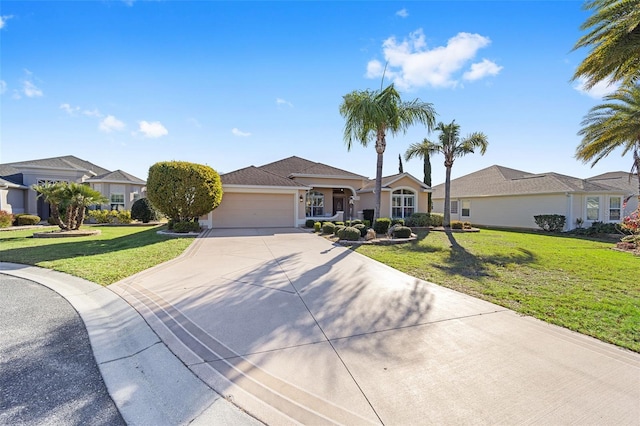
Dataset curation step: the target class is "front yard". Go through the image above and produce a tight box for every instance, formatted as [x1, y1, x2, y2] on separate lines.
[354, 229, 639, 352]
[0, 225, 194, 285]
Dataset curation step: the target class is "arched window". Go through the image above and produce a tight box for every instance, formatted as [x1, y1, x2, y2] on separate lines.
[306, 191, 324, 217]
[392, 189, 415, 219]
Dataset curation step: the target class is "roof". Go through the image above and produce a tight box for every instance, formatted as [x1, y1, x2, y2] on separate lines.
[588, 171, 638, 195]
[0, 177, 27, 189]
[88, 169, 146, 184]
[221, 166, 307, 187]
[431, 165, 625, 199]
[1, 155, 111, 176]
[259, 156, 367, 179]
[359, 172, 430, 192]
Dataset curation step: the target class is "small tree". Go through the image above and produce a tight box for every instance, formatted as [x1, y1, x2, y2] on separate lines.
[131, 197, 159, 223]
[147, 161, 223, 224]
[32, 182, 106, 230]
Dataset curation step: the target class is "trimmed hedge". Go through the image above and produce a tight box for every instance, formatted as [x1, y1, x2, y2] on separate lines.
[391, 218, 405, 226]
[334, 225, 346, 237]
[393, 226, 412, 238]
[354, 223, 367, 237]
[16, 214, 41, 226]
[342, 226, 361, 241]
[305, 219, 316, 228]
[322, 222, 336, 234]
[451, 220, 464, 230]
[405, 213, 430, 227]
[373, 218, 392, 234]
[172, 221, 201, 233]
[314, 222, 321, 232]
[534, 214, 566, 232]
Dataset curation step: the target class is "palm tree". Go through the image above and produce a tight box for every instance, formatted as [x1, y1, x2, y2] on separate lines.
[572, 0, 640, 90]
[340, 84, 436, 219]
[404, 138, 434, 212]
[426, 120, 488, 227]
[32, 182, 68, 230]
[576, 83, 640, 202]
[65, 183, 107, 230]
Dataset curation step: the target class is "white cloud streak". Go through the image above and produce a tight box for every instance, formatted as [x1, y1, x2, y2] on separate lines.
[276, 98, 293, 107]
[137, 120, 168, 138]
[231, 128, 251, 137]
[99, 115, 126, 133]
[0, 15, 13, 29]
[0, 80, 6, 94]
[396, 8, 408, 18]
[23, 80, 43, 97]
[366, 29, 501, 90]
[573, 76, 619, 99]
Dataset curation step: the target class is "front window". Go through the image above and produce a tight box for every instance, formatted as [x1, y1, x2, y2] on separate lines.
[451, 200, 458, 215]
[461, 200, 471, 217]
[306, 191, 324, 217]
[609, 197, 621, 221]
[392, 189, 415, 219]
[586, 196, 600, 221]
[110, 193, 125, 211]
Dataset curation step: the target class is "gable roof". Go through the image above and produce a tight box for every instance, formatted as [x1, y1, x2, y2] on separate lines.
[87, 169, 146, 184]
[221, 166, 308, 187]
[259, 156, 367, 179]
[587, 171, 638, 195]
[0, 177, 28, 189]
[431, 165, 625, 199]
[1, 155, 111, 176]
[359, 172, 431, 192]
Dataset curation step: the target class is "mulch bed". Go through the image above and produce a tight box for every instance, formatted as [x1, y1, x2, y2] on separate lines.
[33, 229, 101, 238]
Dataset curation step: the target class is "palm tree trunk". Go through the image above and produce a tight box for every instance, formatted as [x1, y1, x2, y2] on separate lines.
[424, 154, 432, 213]
[375, 151, 383, 220]
[444, 164, 452, 227]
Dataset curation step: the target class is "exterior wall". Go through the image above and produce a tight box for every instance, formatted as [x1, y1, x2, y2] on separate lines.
[91, 182, 146, 211]
[5, 188, 26, 214]
[19, 169, 89, 217]
[571, 193, 629, 228]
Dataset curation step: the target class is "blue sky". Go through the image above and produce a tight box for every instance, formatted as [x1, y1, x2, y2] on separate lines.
[0, 1, 629, 185]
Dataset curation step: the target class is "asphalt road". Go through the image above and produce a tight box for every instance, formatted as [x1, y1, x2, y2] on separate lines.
[0, 274, 125, 425]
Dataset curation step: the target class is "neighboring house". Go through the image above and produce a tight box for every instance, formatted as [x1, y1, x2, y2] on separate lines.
[201, 156, 431, 228]
[431, 165, 639, 231]
[0, 155, 146, 219]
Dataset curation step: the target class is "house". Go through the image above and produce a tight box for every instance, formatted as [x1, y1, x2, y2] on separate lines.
[431, 165, 639, 230]
[201, 156, 431, 228]
[0, 155, 147, 219]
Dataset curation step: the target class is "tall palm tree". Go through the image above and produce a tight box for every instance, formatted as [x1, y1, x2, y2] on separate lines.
[404, 138, 434, 212]
[340, 83, 436, 219]
[572, 0, 640, 90]
[576, 83, 640, 202]
[426, 120, 488, 227]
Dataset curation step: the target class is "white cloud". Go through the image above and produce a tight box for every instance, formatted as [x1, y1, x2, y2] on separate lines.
[137, 120, 168, 138]
[231, 128, 251, 137]
[573, 76, 620, 99]
[82, 108, 102, 117]
[463, 59, 503, 81]
[0, 80, 6, 94]
[276, 98, 293, 107]
[60, 103, 80, 115]
[366, 29, 501, 90]
[0, 15, 13, 29]
[99, 115, 126, 133]
[23, 80, 43, 97]
[396, 8, 409, 18]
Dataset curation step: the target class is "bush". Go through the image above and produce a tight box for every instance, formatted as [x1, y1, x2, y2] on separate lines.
[349, 219, 363, 225]
[334, 225, 346, 237]
[391, 218, 405, 226]
[334, 221, 345, 226]
[131, 198, 159, 223]
[406, 213, 430, 227]
[314, 222, 321, 232]
[305, 219, 316, 228]
[16, 214, 41, 226]
[172, 221, 201, 233]
[322, 222, 336, 234]
[373, 218, 392, 234]
[534, 214, 566, 232]
[342, 226, 361, 241]
[0, 210, 12, 228]
[117, 210, 133, 224]
[429, 213, 444, 227]
[450, 220, 464, 230]
[463, 221, 472, 229]
[88, 209, 132, 224]
[363, 220, 371, 228]
[393, 226, 412, 238]
[354, 223, 367, 237]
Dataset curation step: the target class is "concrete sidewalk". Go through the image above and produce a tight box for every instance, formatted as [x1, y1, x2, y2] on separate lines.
[111, 228, 640, 425]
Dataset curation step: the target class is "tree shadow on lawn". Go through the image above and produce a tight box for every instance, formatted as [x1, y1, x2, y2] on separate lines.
[433, 230, 537, 278]
[0, 226, 184, 264]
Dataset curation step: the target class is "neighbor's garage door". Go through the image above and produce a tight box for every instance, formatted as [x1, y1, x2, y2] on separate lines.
[211, 192, 295, 228]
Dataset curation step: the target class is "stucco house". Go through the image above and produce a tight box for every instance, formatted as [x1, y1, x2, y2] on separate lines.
[0, 155, 146, 219]
[201, 156, 431, 228]
[431, 165, 639, 230]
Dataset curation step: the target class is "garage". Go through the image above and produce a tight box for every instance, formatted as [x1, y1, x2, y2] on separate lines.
[210, 192, 296, 228]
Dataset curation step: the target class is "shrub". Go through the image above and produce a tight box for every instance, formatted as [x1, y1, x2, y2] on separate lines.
[131, 198, 159, 223]
[88, 209, 132, 224]
[334, 225, 346, 237]
[393, 226, 412, 238]
[305, 219, 316, 228]
[429, 213, 444, 227]
[534, 214, 566, 232]
[0, 210, 12, 228]
[349, 219, 363, 225]
[373, 218, 392, 234]
[621, 208, 639, 234]
[406, 213, 430, 227]
[343, 226, 361, 241]
[363, 220, 371, 228]
[117, 210, 133, 224]
[450, 220, 464, 230]
[322, 222, 336, 234]
[147, 161, 223, 223]
[16, 214, 41, 226]
[391, 218, 405, 226]
[314, 222, 321, 232]
[463, 221, 472, 230]
[334, 221, 345, 226]
[354, 223, 367, 237]
[172, 220, 201, 233]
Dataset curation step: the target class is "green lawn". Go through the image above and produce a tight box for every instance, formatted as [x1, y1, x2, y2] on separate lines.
[354, 229, 639, 352]
[0, 225, 194, 285]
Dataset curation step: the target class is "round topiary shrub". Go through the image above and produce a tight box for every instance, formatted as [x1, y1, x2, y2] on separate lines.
[354, 223, 367, 237]
[393, 226, 412, 238]
[314, 222, 321, 232]
[322, 222, 336, 234]
[305, 219, 316, 228]
[349, 219, 363, 225]
[131, 198, 159, 223]
[373, 218, 392, 234]
[343, 226, 361, 241]
[172, 220, 201, 233]
[16, 214, 41, 226]
[334, 225, 346, 238]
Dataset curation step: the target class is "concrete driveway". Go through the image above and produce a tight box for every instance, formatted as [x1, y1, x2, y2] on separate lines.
[111, 228, 640, 425]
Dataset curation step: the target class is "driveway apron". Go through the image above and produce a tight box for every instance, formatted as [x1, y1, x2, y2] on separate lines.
[111, 228, 640, 425]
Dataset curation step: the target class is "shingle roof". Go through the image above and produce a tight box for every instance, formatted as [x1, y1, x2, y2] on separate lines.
[0, 177, 27, 189]
[221, 166, 307, 187]
[88, 169, 146, 184]
[1, 155, 111, 176]
[359, 173, 429, 191]
[0, 164, 23, 185]
[259, 156, 366, 179]
[588, 172, 638, 194]
[431, 165, 624, 199]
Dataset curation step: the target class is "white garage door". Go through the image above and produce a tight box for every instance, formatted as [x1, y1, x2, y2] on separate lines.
[211, 192, 295, 228]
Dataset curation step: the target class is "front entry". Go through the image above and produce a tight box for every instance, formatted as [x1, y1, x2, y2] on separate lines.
[333, 196, 346, 222]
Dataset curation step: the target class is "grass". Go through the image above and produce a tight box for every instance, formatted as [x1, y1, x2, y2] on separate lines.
[354, 229, 639, 352]
[0, 225, 194, 285]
